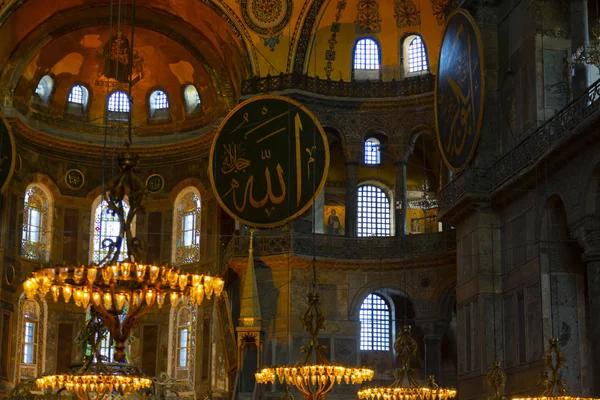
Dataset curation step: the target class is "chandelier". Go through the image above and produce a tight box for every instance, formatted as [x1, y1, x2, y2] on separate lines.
[408, 180, 438, 211]
[36, 308, 152, 399]
[255, 291, 374, 399]
[358, 325, 456, 400]
[512, 338, 600, 400]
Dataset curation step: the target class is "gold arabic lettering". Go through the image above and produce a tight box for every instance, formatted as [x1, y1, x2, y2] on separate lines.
[222, 144, 251, 174]
[294, 113, 302, 207]
[305, 146, 316, 179]
[224, 164, 286, 212]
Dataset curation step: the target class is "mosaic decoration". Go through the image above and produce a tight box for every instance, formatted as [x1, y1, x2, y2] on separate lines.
[174, 192, 201, 265]
[21, 186, 50, 261]
[289, 0, 327, 73]
[96, 30, 144, 88]
[324, 205, 345, 235]
[241, 0, 293, 51]
[145, 174, 164, 193]
[324, 0, 348, 78]
[0, 113, 15, 194]
[435, 9, 485, 171]
[355, 0, 382, 34]
[209, 95, 329, 228]
[65, 169, 85, 190]
[395, 0, 420, 28]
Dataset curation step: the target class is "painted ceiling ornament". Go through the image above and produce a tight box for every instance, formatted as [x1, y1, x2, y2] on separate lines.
[324, 0, 348, 78]
[240, 0, 292, 51]
[96, 30, 144, 88]
[430, 0, 458, 25]
[394, 0, 421, 28]
[354, 0, 382, 34]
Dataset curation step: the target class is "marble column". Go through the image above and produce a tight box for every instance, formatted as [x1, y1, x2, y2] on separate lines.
[571, 0, 590, 98]
[395, 160, 407, 237]
[583, 249, 600, 395]
[344, 146, 360, 237]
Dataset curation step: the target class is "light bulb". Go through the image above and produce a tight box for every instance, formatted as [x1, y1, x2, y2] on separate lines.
[73, 266, 84, 284]
[120, 262, 131, 278]
[136, 264, 146, 282]
[213, 279, 225, 297]
[101, 268, 111, 284]
[87, 267, 97, 284]
[111, 265, 119, 279]
[170, 292, 179, 307]
[62, 286, 72, 303]
[149, 266, 159, 283]
[82, 289, 91, 308]
[92, 292, 101, 307]
[103, 293, 112, 310]
[58, 267, 68, 282]
[145, 290, 154, 306]
[116, 294, 126, 311]
[204, 276, 214, 298]
[178, 274, 187, 291]
[156, 292, 165, 308]
[192, 274, 202, 287]
[50, 285, 59, 302]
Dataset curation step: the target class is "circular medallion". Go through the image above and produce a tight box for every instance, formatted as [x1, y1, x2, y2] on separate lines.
[15, 154, 22, 172]
[65, 169, 85, 190]
[5, 264, 15, 286]
[0, 113, 16, 194]
[209, 95, 330, 228]
[435, 9, 485, 172]
[146, 174, 164, 193]
[241, 0, 292, 35]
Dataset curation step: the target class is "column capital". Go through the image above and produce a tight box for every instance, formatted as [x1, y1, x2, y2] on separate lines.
[416, 318, 446, 339]
[343, 144, 362, 164]
[570, 215, 600, 255]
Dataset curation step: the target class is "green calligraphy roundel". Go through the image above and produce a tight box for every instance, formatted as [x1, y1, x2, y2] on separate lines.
[0, 113, 15, 194]
[209, 95, 330, 228]
[435, 9, 485, 172]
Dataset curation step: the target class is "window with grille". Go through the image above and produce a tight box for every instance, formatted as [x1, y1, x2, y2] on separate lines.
[150, 90, 169, 110]
[408, 36, 428, 73]
[173, 189, 201, 264]
[359, 293, 390, 351]
[174, 306, 195, 373]
[22, 185, 51, 261]
[91, 198, 131, 264]
[68, 85, 84, 104]
[107, 91, 130, 113]
[358, 185, 391, 237]
[364, 138, 381, 165]
[353, 38, 380, 70]
[22, 321, 35, 364]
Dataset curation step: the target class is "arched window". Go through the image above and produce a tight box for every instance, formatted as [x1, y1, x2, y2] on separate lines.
[183, 85, 201, 114]
[357, 184, 392, 237]
[353, 38, 380, 81]
[404, 35, 428, 74]
[16, 296, 46, 380]
[85, 306, 129, 363]
[364, 137, 381, 165]
[359, 293, 390, 351]
[90, 196, 132, 264]
[107, 91, 129, 121]
[149, 89, 170, 120]
[169, 302, 197, 383]
[34, 75, 53, 104]
[172, 188, 201, 264]
[67, 84, 90, 115]
[22, 184, 52, 261]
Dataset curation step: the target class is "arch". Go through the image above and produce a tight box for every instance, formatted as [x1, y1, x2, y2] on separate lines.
[172, 187, 202, 264]
[15, 294, 47, 382]
[89, 195, 133, 264]
[106, 90, 130, 121]
[364, 137, 381, 165]
[183, 84, 202, 114]
[21, 183, 53, 262]
[352, 37, 381, 81]
[66, 84, 90, 115]
[359, 293, 392, 351]
[402, 34, 429, 76]
[357, 181, 394, 237]
[34, 75, 53, 104]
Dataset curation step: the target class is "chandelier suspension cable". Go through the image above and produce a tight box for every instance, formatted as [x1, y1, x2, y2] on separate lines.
[125, 0, 136, 148]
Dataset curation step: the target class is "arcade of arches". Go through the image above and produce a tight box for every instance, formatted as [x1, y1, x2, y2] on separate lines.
[0, 0, 598, 399]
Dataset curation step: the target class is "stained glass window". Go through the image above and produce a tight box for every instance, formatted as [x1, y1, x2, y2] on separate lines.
[360, 293, 390, 351]
[92, 198, 130, 264]
[364, 138, 381, 165]
[174, 305, 195, 377]
[408, 36, 428, 73]
[358, 184, 391, 237]
[22, 185, 51, 261]
[354, 38, 380, 70]
[85, 304, 129, 363]
[18, 297, 45, 379]
[173, 190, 201, 264]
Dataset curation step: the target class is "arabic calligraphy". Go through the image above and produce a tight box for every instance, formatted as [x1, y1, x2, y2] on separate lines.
[65, 170, 85, 190]
[209, 95, 330, 228]
[435, 10, 484, 172]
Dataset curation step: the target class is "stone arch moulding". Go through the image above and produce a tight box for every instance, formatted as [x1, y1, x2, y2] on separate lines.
[349, 280, 417, 321]
[288, 0, 330, 74]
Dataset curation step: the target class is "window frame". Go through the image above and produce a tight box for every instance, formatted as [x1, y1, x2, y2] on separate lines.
[148, 89, 171, 122]
[106, 90, 130, 122]
[172, 187, 202, 265]
[364, 137, 381, 165]
[401, 33, 429, 76]
[359, 293, 392, 351]
[21, 184, 52, 262]
[34, 75, 54, 105]
[66, 84, 91, 116]
[352, 37, 382, 81]
[182, 84, 202, 114]
[357, 182, 394, 237]
[89, 195, 134, 265]
[16, 296, 46, 381]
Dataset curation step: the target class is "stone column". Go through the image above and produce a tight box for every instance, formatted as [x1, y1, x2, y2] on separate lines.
[420, 320, 444, 385]
[571, 0, 590, 98]
[583, 250, 600, 395]
[395, 160, 407, 237]
[344, 146, 360, 237]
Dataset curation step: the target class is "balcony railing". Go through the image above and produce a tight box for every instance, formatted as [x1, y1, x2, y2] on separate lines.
[439, 78, 600, 212]
[224, 230, 456, 264]
[242, 72, 435, 98]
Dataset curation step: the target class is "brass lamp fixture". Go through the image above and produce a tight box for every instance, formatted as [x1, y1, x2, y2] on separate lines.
[37, 308, 152, 400]
[358, 325, 456, 400]
[512, 338, 599, 400]
[22, 151, 224, 363]
[255, 286, 374, 398]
